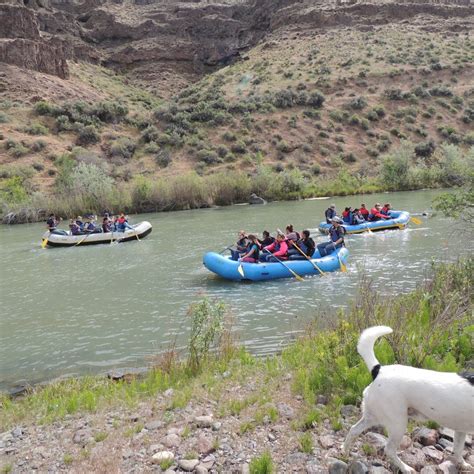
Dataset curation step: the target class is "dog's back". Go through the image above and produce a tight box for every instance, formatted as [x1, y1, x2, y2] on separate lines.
[365, 364, 474, 433]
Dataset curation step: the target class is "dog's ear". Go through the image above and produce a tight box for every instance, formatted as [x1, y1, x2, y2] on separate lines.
[459, 371, 474, 385]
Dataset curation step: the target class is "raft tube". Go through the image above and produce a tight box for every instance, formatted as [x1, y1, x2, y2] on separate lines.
[318, 211, 410, 235]
[41, 221, 152, 247]
[203, 247, 349, 282]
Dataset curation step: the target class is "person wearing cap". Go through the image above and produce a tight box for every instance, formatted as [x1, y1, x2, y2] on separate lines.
[369, 203, 391, 221]
[325, 204, 337, 224]
[359, 204, 369, 220]
[259, 233, 289, 262]
[317, 216, 346, 257]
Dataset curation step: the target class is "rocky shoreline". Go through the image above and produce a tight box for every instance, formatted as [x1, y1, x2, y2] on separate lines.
[1, 372, 472, 473]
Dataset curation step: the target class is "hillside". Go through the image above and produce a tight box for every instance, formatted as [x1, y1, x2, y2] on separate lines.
[1, 0, 473, 221]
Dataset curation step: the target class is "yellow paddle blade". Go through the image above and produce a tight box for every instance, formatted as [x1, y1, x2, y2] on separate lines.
[410, 217, 422, 225]
[237, 264, 245, 278]
[290, 270, 305, 282]
[338, 256, 348, 273]
[41, 239, 48, 249]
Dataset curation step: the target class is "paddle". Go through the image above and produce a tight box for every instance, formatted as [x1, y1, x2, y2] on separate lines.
[337, 251, 348, 272]
[410, 216, 422, 225]
[41, 234, 49, 249]
[263, 249, 304, 282]
[292, 242, 325, 276]
[75, 232, 91, 246]
[237, 263, 245, 278]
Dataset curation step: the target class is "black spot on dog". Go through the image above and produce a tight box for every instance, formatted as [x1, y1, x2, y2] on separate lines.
[371, 364, 381, 381]
[459, 371, 474, 385]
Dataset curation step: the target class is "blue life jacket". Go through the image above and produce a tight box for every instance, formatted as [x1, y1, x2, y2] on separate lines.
[325, 208, 336, 224]
[329, 226, 345, 247]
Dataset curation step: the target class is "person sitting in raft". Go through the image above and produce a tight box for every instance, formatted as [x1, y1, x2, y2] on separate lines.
[231, 230, 250, 260]
[359, 203, 369, 220]
[258, 230, 274, 248]
[102, 216, 112, 233]
[116, 213, 134, 232]
[325, 204, 337, 224]
[259, 232, 288, 262]
[285, 224, 300, 242]
[381, 203, 392, 216]
[46, 213, 59, 231]
[69, 219, 83, 235]
[75, 216, 84, 231]
[238, 235, 260, 263]
[369, 203, 391, 221]
[317, 217, 346, 257]
[351, 208, 366, 225]
[288, 230, 315, 260]
[84, 216, 101, 233]
[342, 207, 353, 224]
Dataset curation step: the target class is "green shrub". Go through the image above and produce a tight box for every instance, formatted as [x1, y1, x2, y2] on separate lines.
[307, 91, 325, 108]
[381, 141, 412, 190]
[414, 140, 436, 158]
[231, 141, 247, 154]
[8, 142, 29, 157]
[76, 125, 100, 146]
[109, 137, 136, 159]
[56, 115, 73, 132]
[187, 298, 226, 373]
[0, 112, 9, 123]
[298, 432, 313, 454]
[222, 131, 237, 142]
[155, 149, 172, 168]
[34, 100, 57, 116]
[276, 141, 292, 153]
[384, 88, 404, 100]
[348, 96, 367, 110]
[196, 149, 221, 165]
[0, 176, 29, 203]
[249, 451, 273, 474]
[31, 140, 47, 153]
[23, 123, 49, 135]
[141, 126, 160, 143]
[429, 86, 453, 97]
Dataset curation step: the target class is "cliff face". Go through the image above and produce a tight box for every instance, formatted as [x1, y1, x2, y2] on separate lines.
[1, 0, 472, 90]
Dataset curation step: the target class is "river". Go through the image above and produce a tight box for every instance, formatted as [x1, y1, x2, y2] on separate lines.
[0, 189, 472, 391]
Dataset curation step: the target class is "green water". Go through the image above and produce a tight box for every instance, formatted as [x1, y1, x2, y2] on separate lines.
[0, 189, 471, 390]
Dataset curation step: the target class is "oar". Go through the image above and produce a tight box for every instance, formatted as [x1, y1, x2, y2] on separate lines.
[263, 249, 304, 282]
[292, 242, 325, 276]
[337, 251, 348, 273]
[410, 216, 422, 225]
[237, 263, 245, 278]
[219, 245, 233, 255]
[41, 233, 50, 249]
[75, 232, 91, 246]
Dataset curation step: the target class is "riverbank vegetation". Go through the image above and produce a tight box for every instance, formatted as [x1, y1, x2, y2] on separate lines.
[1, 23, 473, 223]
[1, 141, 473, 223]
[1, 259, 472, 432]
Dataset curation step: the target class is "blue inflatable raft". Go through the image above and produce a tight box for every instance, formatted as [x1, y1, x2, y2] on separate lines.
[318, 211, 410, 235]
[203, 247, 349, 281]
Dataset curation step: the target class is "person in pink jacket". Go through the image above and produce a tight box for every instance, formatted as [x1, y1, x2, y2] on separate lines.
[259, 233, 289, 262]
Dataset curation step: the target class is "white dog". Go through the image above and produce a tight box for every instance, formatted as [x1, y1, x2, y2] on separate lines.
[343, 326, 474, 473]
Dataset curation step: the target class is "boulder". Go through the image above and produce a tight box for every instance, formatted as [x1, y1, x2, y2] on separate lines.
[328, 458, 349, 474]
[151, 451, 174, 464]
[178, 459, 199, 471]
[161, 433, 181, 448]
[399, 448, 427, 471]
[249, 193, 266, 205]
[415, 427, 439, 446]
[349, 461, 368, 474]
[422, 445, 444, 463]
[437, 460, 457, 474]
[195, 415, 213, 428]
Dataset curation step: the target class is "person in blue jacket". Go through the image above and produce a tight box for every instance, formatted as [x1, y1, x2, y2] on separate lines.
[324, 204, 337, 224]
[317, 217, 346, 257]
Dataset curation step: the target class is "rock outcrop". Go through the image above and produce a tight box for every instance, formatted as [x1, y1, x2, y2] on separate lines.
[0, 0, 472, 84]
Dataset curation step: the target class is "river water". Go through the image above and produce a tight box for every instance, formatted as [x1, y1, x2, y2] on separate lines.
[0, 190, 472, 390]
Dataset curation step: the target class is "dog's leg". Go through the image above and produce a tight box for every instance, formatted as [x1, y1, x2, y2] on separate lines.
[384, 417, 415, 474]
[343, 412, 376, 454]
[452, 431, 472, 471]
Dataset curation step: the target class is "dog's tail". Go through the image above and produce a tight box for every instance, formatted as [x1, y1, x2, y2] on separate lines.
[358, 326, 393, 379]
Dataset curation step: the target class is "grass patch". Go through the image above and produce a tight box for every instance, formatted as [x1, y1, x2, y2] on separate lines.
[249, 450, 273, 474]
[298, 432, 313, 453]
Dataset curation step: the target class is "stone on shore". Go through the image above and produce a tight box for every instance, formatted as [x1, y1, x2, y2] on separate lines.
[415, 427, 439, 446]
[328, 458, 349, 474]
[195, 415, 213, 428]
[178, 458, 199, 471]
[161, 433, 181, 448]
[249, 193, 266, 205]
[151, 451, 174, 464]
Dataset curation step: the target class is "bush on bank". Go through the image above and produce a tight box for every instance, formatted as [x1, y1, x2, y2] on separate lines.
[1, 259, 472, 431]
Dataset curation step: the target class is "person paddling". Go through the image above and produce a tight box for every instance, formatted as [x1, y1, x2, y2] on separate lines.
[369, 203, 390, 221]
[238, 235, 260, 263]
[317, 217, 346, 257]
[260, 233, 288, 262]
[231, 230, 250, 260]
[289, 230, 315, 260]
[381, 203, 392, 216]
[359, 204, 369, 220]
[46, 214, 59, 232]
